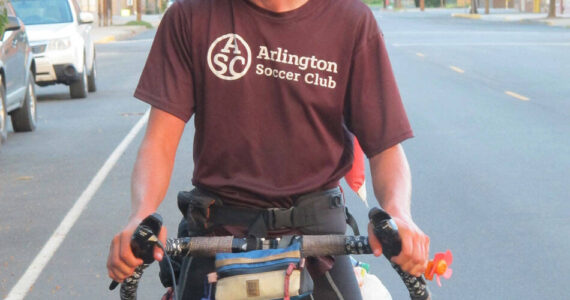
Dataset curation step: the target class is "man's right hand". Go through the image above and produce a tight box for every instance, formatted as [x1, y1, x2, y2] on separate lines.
[107, 219, 144, 283]
[106, 217, 167, 282]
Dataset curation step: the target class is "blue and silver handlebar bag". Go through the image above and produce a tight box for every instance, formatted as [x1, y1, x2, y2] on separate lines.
[214, 241, 313, 300]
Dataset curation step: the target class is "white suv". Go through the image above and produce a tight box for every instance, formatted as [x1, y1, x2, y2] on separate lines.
[12, 0, 96, 99]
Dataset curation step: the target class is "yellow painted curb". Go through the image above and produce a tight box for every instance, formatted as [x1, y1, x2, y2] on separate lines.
[451, 13, 482, 19]
[96, 36, 116, 44]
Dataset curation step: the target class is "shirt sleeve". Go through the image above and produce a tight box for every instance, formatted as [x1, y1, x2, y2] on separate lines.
[345, 26, 413, 158]
[134, 2, 195, 122]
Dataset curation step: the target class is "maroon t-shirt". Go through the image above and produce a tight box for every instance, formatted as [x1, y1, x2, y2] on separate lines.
[134, 0, 413, 207]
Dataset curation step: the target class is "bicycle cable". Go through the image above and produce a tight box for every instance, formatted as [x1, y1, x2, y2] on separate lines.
[156, 240, 178, 300]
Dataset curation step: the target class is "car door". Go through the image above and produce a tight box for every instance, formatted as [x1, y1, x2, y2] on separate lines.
[8, 3, 28, 93]
[2, 18, 20, 105]
[2, 4, 27, 107]
[71, 0, 93, 69]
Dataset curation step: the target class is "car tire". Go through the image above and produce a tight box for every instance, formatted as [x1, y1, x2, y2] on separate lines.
[87, 53, 97, 93]
[10, 73, 37, 132]
[70, 62, 88, 99]
[0, 81, 7, 148]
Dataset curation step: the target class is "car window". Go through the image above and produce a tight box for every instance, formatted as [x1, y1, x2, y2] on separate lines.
[11, 0, 73, 25]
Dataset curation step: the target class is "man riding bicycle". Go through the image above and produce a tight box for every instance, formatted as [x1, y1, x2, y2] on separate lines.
[107, 0, 430, 299]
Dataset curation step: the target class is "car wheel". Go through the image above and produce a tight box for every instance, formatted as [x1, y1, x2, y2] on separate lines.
[87, 53, 97, 93]
[0, 81, 7, 147]
[70, 62, 88, 99]
[11, 73, 37, 132]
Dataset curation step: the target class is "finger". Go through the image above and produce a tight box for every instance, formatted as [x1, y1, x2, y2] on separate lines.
[409, 239, 426, 276]
[423, 235, 431, 264]
[367, 223, 383, 257]
[409, 265, 425, 277]
[154, 226, 168, 261]
[109, 266, 132, 283]
[107, 235, 137, 281]
[406, 232, 431, 277]
[391, 230, 413, 267]
[409, 257, 426, 276]
[107, 236, 122, 281]
[411, 231, 429, 272]
[418, 238, 428, 274]
[415, 237, 426, 268]
[120, 232, 143, 269]
[108, 268, 122, 283]
[118, 231, 143, 268]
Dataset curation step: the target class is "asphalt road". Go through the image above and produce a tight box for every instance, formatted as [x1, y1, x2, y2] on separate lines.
[1, 9, 569, 300]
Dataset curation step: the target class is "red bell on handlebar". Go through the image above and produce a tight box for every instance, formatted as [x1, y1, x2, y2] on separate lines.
[425, 250, 453, 287]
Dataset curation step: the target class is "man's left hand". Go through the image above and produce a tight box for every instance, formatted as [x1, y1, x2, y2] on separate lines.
[367, 215, 430, 277]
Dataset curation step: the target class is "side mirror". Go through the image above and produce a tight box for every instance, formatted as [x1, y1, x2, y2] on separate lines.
[5, 16, 21, 31]
[79, 12, 94, 24]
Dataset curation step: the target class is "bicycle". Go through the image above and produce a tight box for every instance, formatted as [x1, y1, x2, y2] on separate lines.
[110, 208, 450, 300]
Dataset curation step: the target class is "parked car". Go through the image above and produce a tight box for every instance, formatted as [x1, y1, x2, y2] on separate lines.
[0, 2, 37, 149]
[11, 0, 96, 99]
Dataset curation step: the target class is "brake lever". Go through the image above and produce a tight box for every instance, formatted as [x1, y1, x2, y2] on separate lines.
[109, 213, 163, 290]
[368, 207, 401, 259]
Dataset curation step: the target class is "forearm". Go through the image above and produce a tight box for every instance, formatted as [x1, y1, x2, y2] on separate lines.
[128, 108, 185, 223]
[369, 144, 412, 219]
[129, 141, 177, 221]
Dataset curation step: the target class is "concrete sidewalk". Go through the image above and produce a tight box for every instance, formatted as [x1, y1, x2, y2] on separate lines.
[88, 9, 569, 44]
[90, 14, 163, 44]
[451, 9, 570, 28]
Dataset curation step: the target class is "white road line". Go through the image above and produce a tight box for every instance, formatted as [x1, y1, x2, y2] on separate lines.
[505, 91, 530, 101]
[5, 110, 150, 300]
[393, 42, 570, 47]
[449, 65, 465, 74]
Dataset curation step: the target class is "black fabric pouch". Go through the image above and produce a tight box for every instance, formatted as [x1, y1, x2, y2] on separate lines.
[177, 188, 223, 234]
[293, 188, 347, 235]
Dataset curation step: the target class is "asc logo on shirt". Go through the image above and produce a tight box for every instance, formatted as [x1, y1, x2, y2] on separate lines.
[207, 33, 251, 80]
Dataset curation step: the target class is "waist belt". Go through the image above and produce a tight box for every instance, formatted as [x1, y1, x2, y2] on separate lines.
[178, 187, 360, 238]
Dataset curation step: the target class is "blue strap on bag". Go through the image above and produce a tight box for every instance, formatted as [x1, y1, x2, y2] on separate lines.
[214, 241, 313, 300]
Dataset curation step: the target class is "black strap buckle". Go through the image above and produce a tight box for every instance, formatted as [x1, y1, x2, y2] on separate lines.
[267, 207, 295, 230]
